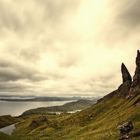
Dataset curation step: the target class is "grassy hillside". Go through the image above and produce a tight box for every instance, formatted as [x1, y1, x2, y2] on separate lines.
[0, 115, 19, 128]
[0, 132, 13, 140]
[10, 94, 140, 140]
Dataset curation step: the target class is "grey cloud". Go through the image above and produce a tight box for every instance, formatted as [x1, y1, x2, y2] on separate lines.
[0, 58, 47, 82]
[0, 54, 67, 83]
[59, 55, 78, 68]
[0, 68, 22, 81]
[0, 67, 46, 82]
[0, 1, 25, 33]
[0, 0, 81, 35]
[0, 81, 29, 92]
[98, 0, 140, 45]
[36, 0, 81, 21]
[118, 0, 140, 27]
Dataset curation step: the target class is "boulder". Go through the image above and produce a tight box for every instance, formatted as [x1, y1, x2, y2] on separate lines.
[118, 121, 134, 135]
[29, 115, 48, 128]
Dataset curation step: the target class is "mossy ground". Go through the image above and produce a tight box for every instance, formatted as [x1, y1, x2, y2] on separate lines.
[0, 115, 19, 128]
[1, 95, 140, 140]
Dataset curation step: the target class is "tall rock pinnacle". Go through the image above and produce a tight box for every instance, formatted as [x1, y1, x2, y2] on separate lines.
[132, 50, 140, 87]
[98, 50, 140, 102]
[117, 63, 132, 97]
[121, 63, 132, 83]
[98, 63, 132, 102]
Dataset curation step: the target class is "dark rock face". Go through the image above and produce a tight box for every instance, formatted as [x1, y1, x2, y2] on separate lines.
[97, 50, 140, 103]
[129, 50, 140, 96]
[132, 50, 140, 87]
[117, 63, 132, 97]
[97, 90, 117, 103]
[98, 63, 132, 102]
[29, 115, 48, 128]
[118, 82, 131, 97]
[118, 121, 134, 140]
[118, 121, 134, 135]
[121, 63, 132, 83]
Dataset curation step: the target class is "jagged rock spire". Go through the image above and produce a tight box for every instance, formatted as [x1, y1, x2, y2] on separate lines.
[98, 50, 140, 102]
[121, 63, 132, 83]
[99, 63, 132, 100]
[136, 50, 140, 66]
[117, 63, 132, 97]
[132, 50, 140, 87]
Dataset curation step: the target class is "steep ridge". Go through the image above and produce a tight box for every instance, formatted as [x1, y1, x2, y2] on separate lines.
[98, 62, 132, 102]
[130, 50, 140, 96]
[132, 50, 140, 87]
[99, 50, 140, 102]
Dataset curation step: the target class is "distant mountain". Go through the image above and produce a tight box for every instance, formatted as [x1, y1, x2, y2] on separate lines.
[22, 99, 96, 116]
[0, 96, 79, 102]
[0, 96, 97, 102]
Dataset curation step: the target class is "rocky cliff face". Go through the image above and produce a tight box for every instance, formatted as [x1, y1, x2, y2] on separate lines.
[117, 63, 132, 97]
[121, 63, 132, 83]
[98, 50, 140, 102]
[132, 50, 140, 87]
[129, 50, 140, 96]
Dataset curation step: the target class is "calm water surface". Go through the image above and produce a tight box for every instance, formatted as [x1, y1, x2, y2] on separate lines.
[0, 124, 16, 135]
[0, 101, 73, 116]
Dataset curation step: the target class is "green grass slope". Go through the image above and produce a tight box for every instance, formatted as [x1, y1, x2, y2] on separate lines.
[22, 99, 95, 116]
[0, 115, 19, 128]
[0, 132, 13, 140]
[11, 94, 140, 140]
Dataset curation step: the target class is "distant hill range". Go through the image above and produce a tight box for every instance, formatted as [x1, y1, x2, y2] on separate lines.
[22, 99, 96, 116]
[0, 96, 98, 102]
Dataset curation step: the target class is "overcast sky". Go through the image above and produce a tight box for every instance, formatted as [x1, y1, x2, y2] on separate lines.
[0, 0, 140, 97]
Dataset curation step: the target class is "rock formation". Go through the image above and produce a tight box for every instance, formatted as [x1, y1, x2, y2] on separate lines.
[121, 63, 132, 83]
[104, 63, 131, 99]
[117, 63, 132, 97]
[132, 50, 140, 87]
[98, 50, 140, 103]
[129, 50, 140, 96]
[29, 115, 48, 128]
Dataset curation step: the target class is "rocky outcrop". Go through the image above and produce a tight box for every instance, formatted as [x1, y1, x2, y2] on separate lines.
[97, 90, 117, 102]
[132, 50, 140, 87]
[118, 121, 134, 140]
[29, 115, 48, 128]
[98, 63, 132, 102]
[121, 63, 132, 83]
[98, 50, 140, 103]
[129, 50, 140, 96]
[118, 63, 132, 97]
[117, 83, 131, 97]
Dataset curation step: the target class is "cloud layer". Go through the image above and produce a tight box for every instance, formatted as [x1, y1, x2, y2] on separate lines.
[0, 0, 140, 96]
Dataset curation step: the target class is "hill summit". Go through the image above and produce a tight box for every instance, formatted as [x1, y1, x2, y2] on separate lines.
[99, 50, 140, 102]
